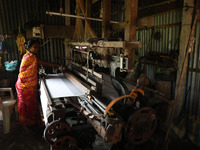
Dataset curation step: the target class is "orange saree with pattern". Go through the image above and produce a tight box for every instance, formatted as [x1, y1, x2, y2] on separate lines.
[16, 52, 42, 126]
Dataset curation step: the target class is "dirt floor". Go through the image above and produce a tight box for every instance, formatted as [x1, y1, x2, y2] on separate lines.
[0, 120, 49, 150]
[0, 115, 200, 150]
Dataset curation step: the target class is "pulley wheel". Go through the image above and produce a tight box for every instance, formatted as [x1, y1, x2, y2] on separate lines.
[44, 120, 71, 144]
[125, 107, 157, 145]
[52, 136, 77, 150]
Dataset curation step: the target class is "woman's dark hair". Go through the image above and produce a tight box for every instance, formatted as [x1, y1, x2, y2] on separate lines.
[24, 39, 40, 50]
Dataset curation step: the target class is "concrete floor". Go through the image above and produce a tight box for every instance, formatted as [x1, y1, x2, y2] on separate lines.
[0, 112, 200, 150]
[0, 119, 49, 150]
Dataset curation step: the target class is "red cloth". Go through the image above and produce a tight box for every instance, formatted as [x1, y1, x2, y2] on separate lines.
[16, 52, 42, 126]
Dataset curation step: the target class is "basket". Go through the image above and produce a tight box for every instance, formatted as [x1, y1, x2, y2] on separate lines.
[4, 60, 18, 72]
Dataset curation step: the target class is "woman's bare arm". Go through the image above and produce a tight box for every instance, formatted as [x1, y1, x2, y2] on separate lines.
[38, 59, 60, 68]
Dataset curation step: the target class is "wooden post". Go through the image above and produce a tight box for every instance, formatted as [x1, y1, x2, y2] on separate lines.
[124, 0, 138, 71]
[174, 0, 194, 118]
[64, 0, 71, 65]
[102, 0, 111, 38]
[85, 0, 92, 40]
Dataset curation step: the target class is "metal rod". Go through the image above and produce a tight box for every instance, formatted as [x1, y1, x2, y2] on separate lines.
[86, 103, 100, 114]
[82, 97, 102, 114]
[92, 100, 105, 113]
[86, 97, 105, 113]
[92, 96, 107, 110]
[64, 98, 90, 115]
[46, 11, 119, 24]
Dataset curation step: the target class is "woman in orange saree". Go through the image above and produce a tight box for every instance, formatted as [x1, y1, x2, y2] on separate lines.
[16, 39, 61, 132]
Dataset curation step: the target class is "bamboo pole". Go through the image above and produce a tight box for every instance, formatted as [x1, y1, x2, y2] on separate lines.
[46, 11, 119, 24]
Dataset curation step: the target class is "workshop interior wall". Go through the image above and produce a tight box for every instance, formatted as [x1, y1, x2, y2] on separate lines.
[135, 10, 200, 118]
[0, 0, 66, 88]
[186, 23, 200, 117]
[135, 11, 182, 84]
[0, 0, 200, 118]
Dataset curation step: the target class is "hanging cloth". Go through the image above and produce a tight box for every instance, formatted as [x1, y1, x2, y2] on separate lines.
[16, 34, 26, 55]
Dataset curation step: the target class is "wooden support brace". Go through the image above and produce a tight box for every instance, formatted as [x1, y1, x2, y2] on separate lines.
[68, 41, 141, 49]
[124, 0, 138, 71]
[102, 0, 111, 38]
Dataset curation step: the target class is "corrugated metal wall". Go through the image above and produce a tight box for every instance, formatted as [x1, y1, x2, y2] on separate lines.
[1, 0, 200, 118]
[136, 11, 182, 84]
[134, 10, 200, 117]
[0, 0, 66, 88]
[186, 23, 200, 116]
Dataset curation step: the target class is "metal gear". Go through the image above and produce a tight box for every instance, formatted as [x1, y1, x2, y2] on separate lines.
[52, 136, 77, 150]
[44, 120, 71, 144]
[125, 107, 157, 145]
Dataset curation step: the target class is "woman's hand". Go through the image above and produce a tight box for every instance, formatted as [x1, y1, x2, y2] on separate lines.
[59, 65, 67, 71]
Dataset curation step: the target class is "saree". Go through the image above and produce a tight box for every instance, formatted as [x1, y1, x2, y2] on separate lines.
[16, 52, 42, 126]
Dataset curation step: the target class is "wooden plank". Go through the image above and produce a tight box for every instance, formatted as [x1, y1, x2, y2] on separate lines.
[72, 62, 103, 79]
[138, 0, 177, 10]
[92, 0, 100, 4]
[85, 0, 92, 40]
[26, 25, 74, 39]
[44, 25, 74, 38]
[137, 22, 180, 31]
[136, 16, 153, 27]
[164, 0, 197, 148]
[69, 42, 92, 47]
[112, 16, 153, 30]
[97, 41, 141, 48]
[102, 0, 111, 38]
[174, 0, 194, 118]
[65, 0, 71, 65]
[188, 68, 200, 73]
[68, 41, 141, 49]
[112, 22, 126, 30]
[65, 0, 70, 25]
[138, 1, 181, 18]
[124, 0, 138, 71]
[125, 41, 142, 48]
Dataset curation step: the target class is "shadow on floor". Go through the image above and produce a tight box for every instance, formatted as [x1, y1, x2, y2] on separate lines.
[0, 119, 49, 150]
[0, 117, 200, 150]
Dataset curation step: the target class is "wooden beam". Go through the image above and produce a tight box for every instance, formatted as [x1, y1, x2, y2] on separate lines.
[86, 0, 92, 24]
[26, 25, 74, 39]
[112, 16, 153, 30]
[44, 25, 74, 38]
[67, 41, 141, 49]
[138, 0, 177, 10]
[124, 0, 138, 71]
[92, 0, 100, 4]
[112, 22, 126, 30]
[85, 0, 92, 40]
[65, 0, 71, 65]
[174, 0, 194, 119]
[136, 22, 181, 31]
[136, 16, 154, 27]
[65, 0, 70, 25]
[102, 0, 111, 38]
[188, 68, 200, 73]
[138, 0, 181, 18]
